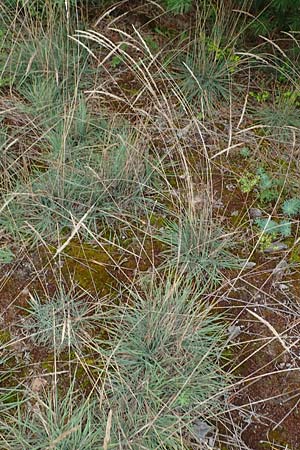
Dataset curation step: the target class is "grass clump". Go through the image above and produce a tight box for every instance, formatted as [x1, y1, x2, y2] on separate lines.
[21, 287, 96, 352]
[0, 382, 103, 449]
[174, 35, 236, 114]
[254, 98, 300, 141]
[0, 122, 28, 190]
[0, 122, 153, 243]
[99, 275, 230, 449]
[164, 0, 193, 14]
[158, 212, 241, 287]
[169, 3, 244, 115]
[4, 20, 90, 92]
[0, 247, 14, 264]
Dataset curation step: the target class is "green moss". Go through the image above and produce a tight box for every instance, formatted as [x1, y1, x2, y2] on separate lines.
[0, 329, 11, 344]
[289, 243, 300, 263]
[149, 213, 165, 228]
[266, 430, 298, 449]
[41, 359, 55, 372]
[74, 357, 104, 390]
[61, 241, 117, 295]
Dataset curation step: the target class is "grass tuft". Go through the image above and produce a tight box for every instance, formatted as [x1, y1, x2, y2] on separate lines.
[0, 381, 103, 450]
[0, 122, 153, 243]
[97, 274, 230, 448]
[157, 212, 241, 287]
[255, 99, 300, 141]
[20, 286, 96, 352]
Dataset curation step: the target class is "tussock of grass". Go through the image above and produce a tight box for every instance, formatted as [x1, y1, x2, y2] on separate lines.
[0, 382, 103, 450]
[254, 99, 300, 141]
[0, 120, 154, 243]
[157, 211, 242, 287]
[20, 286, 97, 352]
[96, 274, 230, 448]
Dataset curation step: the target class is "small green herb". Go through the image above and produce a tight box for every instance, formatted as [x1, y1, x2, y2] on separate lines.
[0, 248, 15, 264]
[250, 90, 270, 103]
[239, 172, 260, 193]
[110, 44, 127, 68]
[240, 147, 250, 158]
[255, 217, 292, 238]
[282, 198, 300, 217]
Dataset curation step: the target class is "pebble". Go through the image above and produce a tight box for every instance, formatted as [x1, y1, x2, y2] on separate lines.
[272, 260, 289, 277]
[212, 199, 224, 208]
[228, 325, 242, 340]
[279, 283, 289, 291]
[226, 183, 236, 191]
[263, 242, 288, 253]
[193, 420, 213, 441]
[242, 261, 256, 269]
[249, 207, 262, 218]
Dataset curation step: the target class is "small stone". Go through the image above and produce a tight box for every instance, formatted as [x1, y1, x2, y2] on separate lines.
[242, 261, 256, 269]
[212, 198, 224, 208]
[31, 377, 47, 393]
[192, 195, 204, 206]
[249, 207, 262, 218]
[279, 283, 289, 291]
[193, 420, 213, 441]
[21, 287, 30, 296]
[228, 325, 242, 340]
[226, 183, 235, 191]
[272, 260, 289, 278]
[231, 210, 239, 216]
[263, 242, 288, 253]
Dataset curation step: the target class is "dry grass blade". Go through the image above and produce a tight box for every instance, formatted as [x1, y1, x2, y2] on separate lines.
[103, 409, 113, 450]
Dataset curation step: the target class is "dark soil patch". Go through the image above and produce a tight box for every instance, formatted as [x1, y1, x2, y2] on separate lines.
[222, 259, 300, 449]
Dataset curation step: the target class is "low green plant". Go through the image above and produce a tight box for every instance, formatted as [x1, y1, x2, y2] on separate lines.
[255, 97, 300, 141]
[239, 171, 260, 193]
[144, 36, 159, 52]
[255, 217, 292, 238]
[250, 90, 270, 103]
[239, 167, 283, 204]
[257, 233, 274, 251]
[282, 198, 300, 217]
[98, 275, 230, 448]
[240, 146, 251, 158]
[173, 32, 240, 113]
[0, 76, 10, 88]
[256, 167, 283, 203]
[110, 44, 128, 68]
[0, 122, 153, 243]
[20, 287, 96, 352]
[157, 213, 241, 287]
[282, 89, 300, 106]
[0, 382, 103, 449]
[0, 248, 14, 264]
[163, 0, 193, 14]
